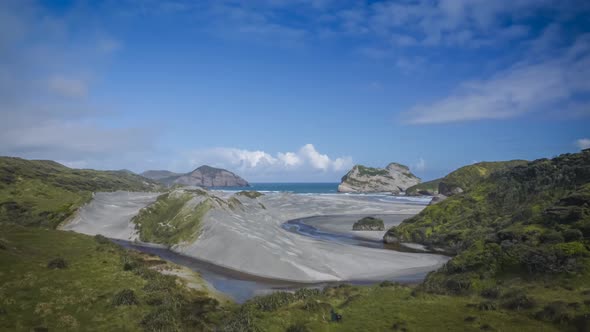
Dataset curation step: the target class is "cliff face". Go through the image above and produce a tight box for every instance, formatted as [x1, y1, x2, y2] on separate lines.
[171, 166, 249, 187]
[338, 163, 420, 194]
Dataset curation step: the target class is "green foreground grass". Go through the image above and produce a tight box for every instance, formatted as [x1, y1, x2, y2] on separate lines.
[0, 225, 224, 331]
[223, 282, 578, 332]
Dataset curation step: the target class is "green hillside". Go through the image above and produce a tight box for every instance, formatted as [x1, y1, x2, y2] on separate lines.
[406, 178, 442, 196]
[438, 160, 527, 196]
[0, 225, 223, 331]
[0, 157, 162, 228]
[380, 150, 590, 330]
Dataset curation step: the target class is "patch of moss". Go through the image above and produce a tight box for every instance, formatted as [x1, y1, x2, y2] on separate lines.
[236, 190, 264, 199]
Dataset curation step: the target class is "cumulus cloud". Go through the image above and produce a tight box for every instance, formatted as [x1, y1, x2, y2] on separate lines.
[576, 138, 590, 150]
[402, 34, 590, 124]
[183, 144, 353, 181]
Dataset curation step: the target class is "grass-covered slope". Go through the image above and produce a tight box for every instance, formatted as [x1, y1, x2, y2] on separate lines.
[132, 190, 212, 246]
[220, 283, 562, 331]
[0, 157, 162, 228]
[0, 225, 223, 331]
[382, 151, 590, 329]
[406, 178, 442, 196]
[438, 160, 527, 196]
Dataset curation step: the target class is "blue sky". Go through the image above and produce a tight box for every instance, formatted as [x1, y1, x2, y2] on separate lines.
[1, 0, 589, 182]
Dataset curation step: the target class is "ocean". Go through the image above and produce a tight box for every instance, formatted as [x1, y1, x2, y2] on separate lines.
[210, 182, 432, 205]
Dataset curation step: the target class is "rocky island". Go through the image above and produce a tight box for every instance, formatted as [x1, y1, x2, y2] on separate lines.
[338, 162, 420, 194]
[352, 216, 385, 231]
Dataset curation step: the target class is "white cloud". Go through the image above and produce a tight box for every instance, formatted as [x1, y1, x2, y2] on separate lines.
[403, 34, 590, 124]
[576, 138, 590, 150]
[184, 144, 353, 177]
[47, 75, 88, 98]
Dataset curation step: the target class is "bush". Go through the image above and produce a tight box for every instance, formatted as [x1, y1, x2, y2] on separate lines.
[47, 258, 68, 269]
[480, 287, 500, 299]
[301, 300, 331, 312]
[286, 323, 310, 332]
[112, 289, 139, 306]
[540, 230, 564, 244]
[477, 301, 497, 311]
[94, 234, 111, 245]
[379, 281, 397, 288]
[534, 301, 571, 324]
[563, 229, 583, 242]
[140, 308, 180, 332]
[501, 292, 536, 310]
[294, 288, 320, 300]
[249, 292, 296, 312]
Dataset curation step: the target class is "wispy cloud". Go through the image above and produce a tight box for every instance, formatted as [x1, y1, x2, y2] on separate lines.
[0, 1, 155, 170]
[402, 34, 590, 124]
[576, 138, 590, 150]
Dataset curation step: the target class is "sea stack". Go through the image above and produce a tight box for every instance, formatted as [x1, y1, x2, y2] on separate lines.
[338, 163, 420, 194]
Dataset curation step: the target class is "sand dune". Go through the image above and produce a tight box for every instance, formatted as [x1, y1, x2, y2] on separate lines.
[62, 191, 449, 282]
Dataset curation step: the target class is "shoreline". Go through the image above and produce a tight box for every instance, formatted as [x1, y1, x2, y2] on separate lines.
[62, 191, 449, 299]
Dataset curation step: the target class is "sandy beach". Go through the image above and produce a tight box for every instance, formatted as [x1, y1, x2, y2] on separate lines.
[62, 190, 449, 283]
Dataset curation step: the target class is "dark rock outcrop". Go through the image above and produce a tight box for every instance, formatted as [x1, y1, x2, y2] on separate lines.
[352, 216, 385, 231]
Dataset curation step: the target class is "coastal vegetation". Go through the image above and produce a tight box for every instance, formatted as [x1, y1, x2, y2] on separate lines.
[132, 191, 211, 246]
[236, 190, 265, 199]
[437, 160, 527, 196]
[1, 152, 589, 331]
[0, 157, 161, 228]
[405, 178, 441, 196]
[0, 224, 224, 331]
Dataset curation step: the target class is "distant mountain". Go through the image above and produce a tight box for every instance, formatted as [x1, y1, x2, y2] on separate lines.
[338, 162, 420, 194]
[141, 170, 182, 180]
[143, 165, 249, 188]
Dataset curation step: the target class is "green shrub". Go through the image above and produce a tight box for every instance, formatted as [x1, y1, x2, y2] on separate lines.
[379, 280, 397, 287]
[501, 292, 536, 310]
[47, 257, 68, 269]
[112, 289, 139, 306]
[480, 287, 500, 299]
[294, 288, 320, 300]
[248, 292, 296, 312]
[236, 191, 264, 199]
[301, 300, 331, 312]
[534, 301, 571, 324]
[563, 229, 583, 242]
[94, 234, 111, 245]
[140, 308, 180, 332]
[286, 323, 310, 332]
[477, 301, 497, 311]
[540, 230, 564, 244]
